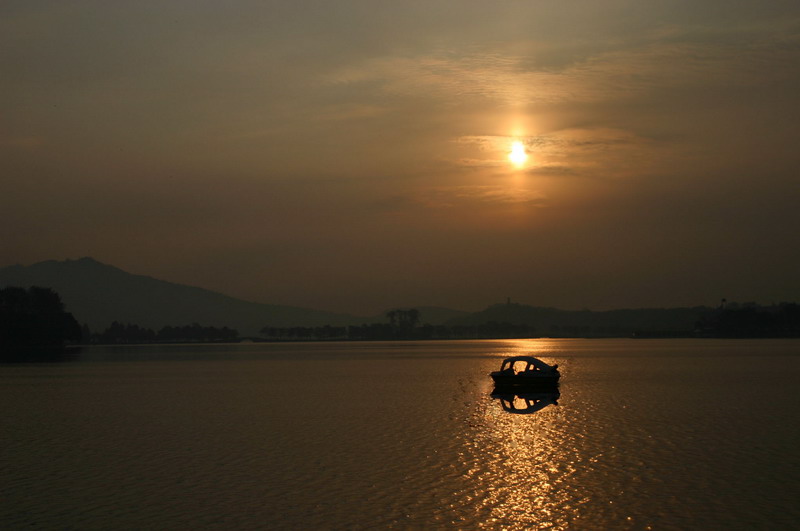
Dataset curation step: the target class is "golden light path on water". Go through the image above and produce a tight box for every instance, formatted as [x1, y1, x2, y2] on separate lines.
[449, 340, 629, 531]
[2, 340, 796, 529]
[469, 341, 572, 529]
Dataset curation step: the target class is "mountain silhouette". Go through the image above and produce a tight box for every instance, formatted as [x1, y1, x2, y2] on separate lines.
[0, 258, 364, 336]
[1, 258, 717, 339]
[445, 301, 710, 336]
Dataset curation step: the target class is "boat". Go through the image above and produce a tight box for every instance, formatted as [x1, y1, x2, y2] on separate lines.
[490, 356, 560, 387]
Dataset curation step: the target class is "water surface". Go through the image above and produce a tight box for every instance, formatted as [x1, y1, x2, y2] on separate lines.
[2, 339, 799, 529]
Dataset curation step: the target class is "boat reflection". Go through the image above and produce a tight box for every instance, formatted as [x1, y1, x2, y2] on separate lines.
[491, 385, 560, 415]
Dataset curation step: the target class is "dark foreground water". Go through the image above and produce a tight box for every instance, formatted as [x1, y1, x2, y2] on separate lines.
[2, 339, 799, 530]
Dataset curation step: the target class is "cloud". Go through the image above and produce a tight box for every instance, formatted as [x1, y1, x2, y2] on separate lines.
[456, 135, 555, 150]
[413, 186, 548, 209]
[523, 165, 578, 177]
[453, 128, 654, 177]
[3, 1, 800, 313]
[323, 19, 800, 115]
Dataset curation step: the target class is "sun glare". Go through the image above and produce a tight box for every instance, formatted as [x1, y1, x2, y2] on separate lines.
[508, 141, 528, 167]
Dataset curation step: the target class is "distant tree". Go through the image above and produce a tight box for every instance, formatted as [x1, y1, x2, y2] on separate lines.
[154, 322, 237, 342]
[80, 323, 92, 343]
[95, 322, 238, 344]
[404, 309, 420, 329]
[0, 286, 81, 350]
[385, 308, 421, 339]
[695, 302, 800, 337]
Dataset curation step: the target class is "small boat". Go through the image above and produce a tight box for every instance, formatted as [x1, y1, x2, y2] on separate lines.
[490, 356, 560, 387]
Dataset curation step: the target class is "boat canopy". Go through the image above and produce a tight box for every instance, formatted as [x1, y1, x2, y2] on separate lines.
[499, 356, 557, 372]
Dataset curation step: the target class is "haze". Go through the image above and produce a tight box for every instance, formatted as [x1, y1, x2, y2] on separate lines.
[3, 1, 799, 315]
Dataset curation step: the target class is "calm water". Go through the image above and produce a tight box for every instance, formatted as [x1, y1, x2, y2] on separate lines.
[2, 339, 799, 530]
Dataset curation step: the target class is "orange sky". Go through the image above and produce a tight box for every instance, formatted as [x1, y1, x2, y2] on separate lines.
[2, 1, 799, 314]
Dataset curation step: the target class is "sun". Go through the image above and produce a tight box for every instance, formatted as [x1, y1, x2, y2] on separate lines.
[508, 141, 528, 167]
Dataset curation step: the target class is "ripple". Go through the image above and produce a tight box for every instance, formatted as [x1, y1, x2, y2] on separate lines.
[1, 341, 799, 529]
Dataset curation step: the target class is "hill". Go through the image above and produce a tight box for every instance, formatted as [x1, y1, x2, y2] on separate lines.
[374, 306, 470, 326]
[445, 302, 711, 337]
[1, 258, 717, 339]
[0, 258, 364, 336]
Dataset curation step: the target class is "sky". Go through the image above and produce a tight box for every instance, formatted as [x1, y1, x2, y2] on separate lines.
[2, 1, 800, 315]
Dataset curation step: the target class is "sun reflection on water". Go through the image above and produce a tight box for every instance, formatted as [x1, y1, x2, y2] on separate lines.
[454, 340, 587, 530]
[468, 396, 579, 529]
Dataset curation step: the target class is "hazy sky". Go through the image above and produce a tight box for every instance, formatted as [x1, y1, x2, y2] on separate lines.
[3, 1, 800, 314]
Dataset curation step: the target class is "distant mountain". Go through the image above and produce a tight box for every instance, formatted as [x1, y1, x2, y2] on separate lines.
[445, 302, 711, 336]
[371, 306, 470, 326]
[0, 258, 365, 336]
[1, 258, 712, 340]
[415, 306, 471, 325]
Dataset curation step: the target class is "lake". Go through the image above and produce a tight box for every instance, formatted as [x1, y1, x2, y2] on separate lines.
[1, 339, 799, 530]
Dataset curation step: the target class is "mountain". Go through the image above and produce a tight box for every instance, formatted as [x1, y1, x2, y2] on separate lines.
[414, 306, 471, 325]
[0, 258, 712, 339]
[370, 306, 470, 326]
[445, 302, 711, 336]
[0, 258, 365, 336]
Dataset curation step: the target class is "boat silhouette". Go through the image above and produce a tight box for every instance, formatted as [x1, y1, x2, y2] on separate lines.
[490, 356, 560, 387]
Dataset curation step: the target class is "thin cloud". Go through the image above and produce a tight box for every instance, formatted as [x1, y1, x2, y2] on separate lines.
[414, 186, 548, 208]
[524, 165, 578, 177]
[454, 128, 653, 175]
[325, 23, 800, 109]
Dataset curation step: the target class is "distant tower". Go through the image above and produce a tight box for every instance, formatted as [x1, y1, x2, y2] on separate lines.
[507, 297, 511, 305]
[720, 298, 727, 310]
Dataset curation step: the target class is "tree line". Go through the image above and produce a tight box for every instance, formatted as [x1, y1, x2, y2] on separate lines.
[0, 286, 240, 347]
[0, 286, 81, 350]
[261, 308, 538, 341]
[91, 322, 239, 344]
[5, 287, 799, 349]
[695, 302, 800, 337]
[260, 322, 539, 341]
